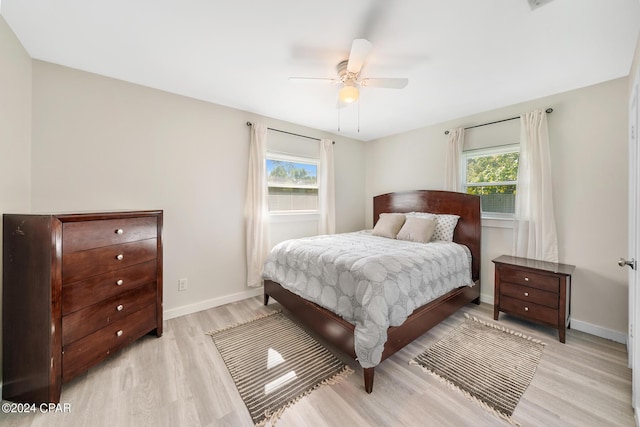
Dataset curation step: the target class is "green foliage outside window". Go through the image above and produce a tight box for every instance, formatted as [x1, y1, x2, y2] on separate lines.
[464, 150, 519, 215]
[465, 152, 519, 195]
[267, 160, 317, 186]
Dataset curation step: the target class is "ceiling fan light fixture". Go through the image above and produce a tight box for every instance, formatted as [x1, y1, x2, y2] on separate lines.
[339, 83, 359, 104]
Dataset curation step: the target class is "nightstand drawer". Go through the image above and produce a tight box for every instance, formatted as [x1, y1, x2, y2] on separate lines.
[500, 282, 558, 309]
[500, 295, 558, 326]
[499, 268, 559, 293]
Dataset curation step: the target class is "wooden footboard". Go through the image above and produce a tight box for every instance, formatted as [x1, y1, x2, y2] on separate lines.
[264, 279, 480, 393]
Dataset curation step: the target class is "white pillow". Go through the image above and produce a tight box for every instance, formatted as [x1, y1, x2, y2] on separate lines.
[406, 212, 460, 242]
[431, 214, 460, 242]
[396, 216, 437, 243]
[372, 213, 406, 239]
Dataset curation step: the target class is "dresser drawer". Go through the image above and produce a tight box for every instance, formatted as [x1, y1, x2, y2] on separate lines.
[62, 303, 157, 383]
[500, 295, 558, 326]
[62, 239, 157, 283]
[499, 267, 559, 293]
[62, 282, 156, 346]
[62, 260, 157, 314]
[63, 217, 157, 253]
[500, 282, 558, 309]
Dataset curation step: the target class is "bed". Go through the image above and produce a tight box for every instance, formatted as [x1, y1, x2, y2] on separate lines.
[263, 190, 481, 393]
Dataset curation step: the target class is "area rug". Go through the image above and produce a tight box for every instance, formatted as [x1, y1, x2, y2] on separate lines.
[207, 310, 352, 426]
[410, 314, 545, 424]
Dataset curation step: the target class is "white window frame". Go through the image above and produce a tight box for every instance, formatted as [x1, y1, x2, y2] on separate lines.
[266, 151, 320, 215]
[461, 144, 519, 220]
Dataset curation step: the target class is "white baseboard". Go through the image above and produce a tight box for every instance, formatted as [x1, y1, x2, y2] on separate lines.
[570, 318, 627, 344]
[479, 293, 493, 305]
[164, 287, 264, 320]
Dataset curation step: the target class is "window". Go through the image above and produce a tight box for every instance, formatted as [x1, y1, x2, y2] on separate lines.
[266, 153, 318, 213]
[461, 144, 519, 218]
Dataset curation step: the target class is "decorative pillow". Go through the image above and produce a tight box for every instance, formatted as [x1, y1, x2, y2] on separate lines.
[372, 213, 406, 239]
[431, 214, 460, 242]
[396, 215, 437, 243]
[406, 212, 460, 242]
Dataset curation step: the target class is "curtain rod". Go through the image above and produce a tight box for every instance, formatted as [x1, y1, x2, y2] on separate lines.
[246, 122, 335, 144]
[444, 108, 553, 135]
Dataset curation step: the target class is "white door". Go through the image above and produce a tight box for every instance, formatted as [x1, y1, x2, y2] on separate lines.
[626, 72, 639, 413]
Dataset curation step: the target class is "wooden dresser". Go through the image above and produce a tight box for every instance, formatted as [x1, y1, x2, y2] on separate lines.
[2, 210, 163, 404]
[493, 255, 575, 343]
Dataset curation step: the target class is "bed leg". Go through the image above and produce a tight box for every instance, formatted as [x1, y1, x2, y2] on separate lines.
[472, 296, 480, 305]
[364, 368, 374, 393]
[264, 293, 270, 305]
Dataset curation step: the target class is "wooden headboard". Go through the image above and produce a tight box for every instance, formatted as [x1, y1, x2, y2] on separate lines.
[373, 190, 481, 282]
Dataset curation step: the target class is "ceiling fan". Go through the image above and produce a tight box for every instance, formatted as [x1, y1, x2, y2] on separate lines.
[290, 39, 409, 105]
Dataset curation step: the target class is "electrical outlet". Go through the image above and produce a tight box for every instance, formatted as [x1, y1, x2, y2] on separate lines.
[178, 278, 188, 291]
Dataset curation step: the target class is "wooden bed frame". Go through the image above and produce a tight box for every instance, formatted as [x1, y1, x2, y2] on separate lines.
[264, 190, 481, 393]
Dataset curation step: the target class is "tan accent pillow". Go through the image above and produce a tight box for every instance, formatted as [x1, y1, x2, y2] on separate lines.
[372, 213, 406, 239]
[396, 215, 437, 243]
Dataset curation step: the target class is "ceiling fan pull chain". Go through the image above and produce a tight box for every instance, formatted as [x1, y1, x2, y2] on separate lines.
[337, 101, 341, 132]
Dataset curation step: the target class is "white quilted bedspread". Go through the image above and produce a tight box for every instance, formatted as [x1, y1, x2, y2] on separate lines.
[262, 231, 474, 368]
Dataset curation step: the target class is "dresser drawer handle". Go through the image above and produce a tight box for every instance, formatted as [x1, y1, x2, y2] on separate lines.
[116, 304, 124, 312]
[116, 330, 123, 337]
[524, 292, 529, 297]
[524, 306, 529, 312]
[116, 279, 124, 286]
[524, 277, 529, 282]
[116, 254, 124, 261]
[116, 228, 124, 235]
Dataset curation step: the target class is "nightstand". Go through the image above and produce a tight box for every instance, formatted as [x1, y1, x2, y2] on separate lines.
[493, 255, 575, 343]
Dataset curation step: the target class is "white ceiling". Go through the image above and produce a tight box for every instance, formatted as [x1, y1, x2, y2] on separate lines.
[2, 0, 639, 141]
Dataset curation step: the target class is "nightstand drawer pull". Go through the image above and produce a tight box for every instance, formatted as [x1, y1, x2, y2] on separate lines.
[116, 228, 124, 235]
[116, 279, 124, 286]
[116, 254, 124, 261]
[524, 277, 529, 281]
[116, 304, 124, 312]
[524, 306, 529, 311]
[116, 330, 123, 337]
[524, 292, 529, 297]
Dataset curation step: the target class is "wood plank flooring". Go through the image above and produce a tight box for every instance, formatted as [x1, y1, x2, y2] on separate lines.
[1, 297, 634, 426]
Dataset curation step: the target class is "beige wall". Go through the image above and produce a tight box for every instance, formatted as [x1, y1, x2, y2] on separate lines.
[30, 60, 366, 318]
[365, 78, 629, 340]
[0, 15, 32, 396]
[0, 16, 31, 212]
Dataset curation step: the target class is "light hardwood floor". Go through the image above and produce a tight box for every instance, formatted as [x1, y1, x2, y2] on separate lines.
[1, 297, 634, 427]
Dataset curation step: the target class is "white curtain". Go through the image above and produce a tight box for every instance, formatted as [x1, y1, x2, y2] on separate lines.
[318, 138, 335, 235]
[444, 128, 465, 191]
[245, 122, 270, 287]
[514, 109, 558, 262]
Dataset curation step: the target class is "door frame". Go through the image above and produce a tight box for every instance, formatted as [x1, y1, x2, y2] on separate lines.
[629, 66, 639, 417]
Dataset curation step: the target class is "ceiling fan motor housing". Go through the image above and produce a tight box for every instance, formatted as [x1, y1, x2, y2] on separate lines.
[336, 60, 357, 82]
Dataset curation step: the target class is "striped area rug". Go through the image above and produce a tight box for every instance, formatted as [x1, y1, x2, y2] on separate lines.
[410, 314, 545, 424]
[207, 310, 352, 426]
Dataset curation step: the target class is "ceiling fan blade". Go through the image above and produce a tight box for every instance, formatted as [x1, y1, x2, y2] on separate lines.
[347, 39, 373, 74]
[360, 78, 408, 89]
[289, 77, 341, 84]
